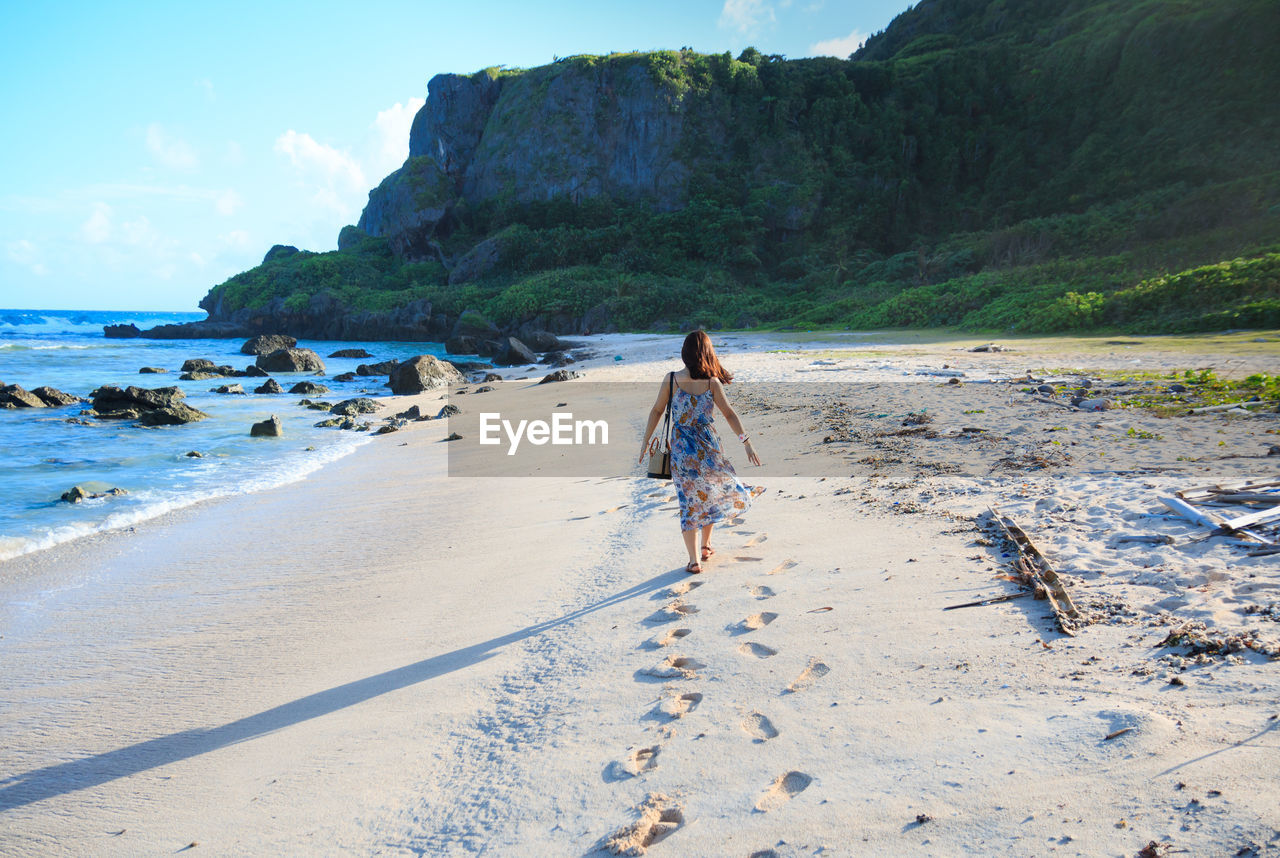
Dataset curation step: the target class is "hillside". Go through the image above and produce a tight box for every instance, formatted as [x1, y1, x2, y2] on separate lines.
[197, 0, 1280, 340]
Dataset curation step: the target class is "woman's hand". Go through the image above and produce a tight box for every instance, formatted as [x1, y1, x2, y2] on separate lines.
[744, 439, 761, 467]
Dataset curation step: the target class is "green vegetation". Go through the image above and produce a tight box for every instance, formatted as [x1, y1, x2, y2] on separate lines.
[206, 0, 1280, 335]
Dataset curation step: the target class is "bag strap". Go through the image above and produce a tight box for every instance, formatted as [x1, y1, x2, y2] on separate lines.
[660, 372, 674, 447]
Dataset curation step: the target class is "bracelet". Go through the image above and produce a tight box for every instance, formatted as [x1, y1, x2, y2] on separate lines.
[738, 433, 750, 443]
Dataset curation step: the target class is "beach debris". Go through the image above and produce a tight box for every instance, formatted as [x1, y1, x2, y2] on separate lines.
[605, 793, 683, 855]
[970, 343, 1007, 352]
[915, 368, 965, 378]
[1137, 841, 1171, 858]
[1072, 397, 1112, 411]
[1158, 621, 1279, 659]
[943, 591, 1034, 611]
[1104, 727, 1134, 741]
[249, 415, 283, 438]
[254, 379, 284, 395]
[1112, 534, 1176, 547]
[902, 410, 933, 426]
[1162, 480, 1280, 545]
[60, 485, 127, 503]
[989, 507, 1081, 634]
[914, 813, 934, 825]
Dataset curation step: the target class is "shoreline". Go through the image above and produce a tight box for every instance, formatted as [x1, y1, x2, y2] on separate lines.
[2, 331, 1277, 855]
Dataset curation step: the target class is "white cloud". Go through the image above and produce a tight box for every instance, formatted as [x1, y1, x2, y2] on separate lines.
[146, 123, 199, 169]
[719, 0, 775, 34]
[81, 202, 113, 244]
[810, 27, 867, 57]
[370, 97, 425, 178]
[6, 239, 48, 276]
[274, 129, 367, 216]
[215, 189, 242, 216]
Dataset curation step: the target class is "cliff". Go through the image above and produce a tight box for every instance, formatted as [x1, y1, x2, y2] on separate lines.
[192, 0, 1280, 341]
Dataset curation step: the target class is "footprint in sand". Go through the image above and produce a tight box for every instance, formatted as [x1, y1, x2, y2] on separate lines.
[666, 580, 704, 598]
[734, 556, 765, 562]
[643, 655, 706, 679]
[767, 560, 797, 576]
[738, 641, 778, 659]
[749, 584, 776, 600]
[600, 504, 629, 515]
[786, 658, 830, 692]
[606, 793, 684, 854]
[627, 745, 660, 775]
[648, 627, 691, 649]
[730, 612, 778, 635]
[646, 601, 699, 624]
[742, 712, 779, 742]
[755, 771, 813, 812]
[745, 533, 768, 547]
[656, 691, 703, 720]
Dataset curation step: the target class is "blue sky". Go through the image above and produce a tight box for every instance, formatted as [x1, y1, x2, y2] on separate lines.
[0, 0, 909, 311]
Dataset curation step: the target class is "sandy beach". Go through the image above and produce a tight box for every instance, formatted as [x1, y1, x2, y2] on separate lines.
[2, 331, 1278, 856]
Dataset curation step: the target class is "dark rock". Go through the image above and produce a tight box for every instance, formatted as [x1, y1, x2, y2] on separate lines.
[250, 415, 284, 437]
[333, 372, 357, 382]
[185, 450, 203, 458]
[388, 355, 464, 394]
[331, 397, 381, 416]
[0, 384, 50, 408]
[445, 432, 462, 441]
[970, 343, 1007, 353]
[210, 384, 246, 395]
[256, 348, 325, 373]
[141, 321, 250, 339]
[138, 403, 210, 426]
[241, 334, 297, 356]
[356, 360, 399, 376]
[179, 371, 223, 381]
[521, 330, 563, 352]
[138, 366, 167, 374]
[255, 379, 284, 394]
[483, 373, 502, 382]
[1169, 383, 1188, 393]
[182, 358, 218, 373]
[445, 335, 480, 355]
[446, 360, 493, 373]
[549, 353, 576, 367]
[329, 348, 373, 358]
[538, 369, 580, 384]
[90, 385, 209, 425]
[396, 405, 424, 420]
[61, 485, 127, 503]
[243, 365, 269, 377]
[474, 385, 494, 393]
[494, 337, 537, 366]
[1036, 384, 1055, 394]
[450, 312, 500, 341]
[375, 419, 407, 435]
[263, 244, 299, 263]
[289, 381, 329, 395]
[476, 339, 501, 358]
[437, 404, 461, 419]
[104, 323, 141, 338]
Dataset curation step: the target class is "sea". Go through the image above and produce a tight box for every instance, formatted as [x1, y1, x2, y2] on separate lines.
[0, 309, 455, 562]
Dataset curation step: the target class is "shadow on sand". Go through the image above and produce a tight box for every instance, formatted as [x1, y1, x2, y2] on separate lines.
[0, 569, 683, 811]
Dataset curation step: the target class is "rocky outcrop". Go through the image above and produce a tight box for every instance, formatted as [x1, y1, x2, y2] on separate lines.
[61, 485, 127, 503]
[263, 245, 299, 263]
[250, 415, 283, 437]
[493, 337, 537, 366]
[289, 381, 329, 395]
[255, 379, 284, 394]
[538, 369, 580, 384]
[89, 385, 210, 425]
[211, 384, 245, 395]
[104, 323, 141, 338]
[0, 384, 49, 408]
[256, 348, 325, 373]
[356, 360, 399, 376]
[388, 355, 464, 394]
[139, 366, 167, 374]
[329, 348, 373, 358]
[331, 397, 380, 416]
[241, 334, 297, 355]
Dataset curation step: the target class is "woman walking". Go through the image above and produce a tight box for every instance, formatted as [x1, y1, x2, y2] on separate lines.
[639, 331, 762, 573]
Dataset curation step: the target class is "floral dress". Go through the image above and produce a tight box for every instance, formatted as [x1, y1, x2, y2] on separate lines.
[669, 379, 759, 532]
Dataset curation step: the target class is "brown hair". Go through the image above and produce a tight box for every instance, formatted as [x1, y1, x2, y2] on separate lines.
[681, 330, 733, 383]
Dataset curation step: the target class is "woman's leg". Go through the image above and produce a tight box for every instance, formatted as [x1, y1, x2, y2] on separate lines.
[700, 523, 714, 559]
[682, 527, 699, 566]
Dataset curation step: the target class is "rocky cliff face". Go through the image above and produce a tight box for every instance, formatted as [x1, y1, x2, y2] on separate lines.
[358, 59, 697, 260]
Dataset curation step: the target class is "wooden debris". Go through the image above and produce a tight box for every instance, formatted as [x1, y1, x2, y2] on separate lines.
[1104, 727, 1134, 741]
[989, 507, 1081, 635]
[943, 591, 1034, 611]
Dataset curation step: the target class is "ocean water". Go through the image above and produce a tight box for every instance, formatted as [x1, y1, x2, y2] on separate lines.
[0, 310, 456, 562]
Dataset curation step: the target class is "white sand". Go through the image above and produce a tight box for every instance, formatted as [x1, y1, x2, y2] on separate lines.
[1, 331, 1278, 856]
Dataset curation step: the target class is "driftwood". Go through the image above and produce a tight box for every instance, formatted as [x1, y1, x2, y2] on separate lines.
[989, 507, 1081, 635]
[1162, 492, 1278, 546]
[943, 591, 1034, 611]
[1188, 400, 1280, 414]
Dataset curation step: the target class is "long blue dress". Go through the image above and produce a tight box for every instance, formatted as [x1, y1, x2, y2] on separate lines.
[668, 382, 757, 532]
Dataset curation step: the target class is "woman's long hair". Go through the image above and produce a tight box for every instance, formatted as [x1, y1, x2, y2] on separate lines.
[681, 330, 733, 383]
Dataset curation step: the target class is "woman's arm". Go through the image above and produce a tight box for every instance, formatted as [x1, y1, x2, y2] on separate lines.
[637, 374, 672, 463]
[710, 378, 761, 466]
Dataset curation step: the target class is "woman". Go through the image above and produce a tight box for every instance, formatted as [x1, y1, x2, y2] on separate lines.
[639, 331, 762, 574]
